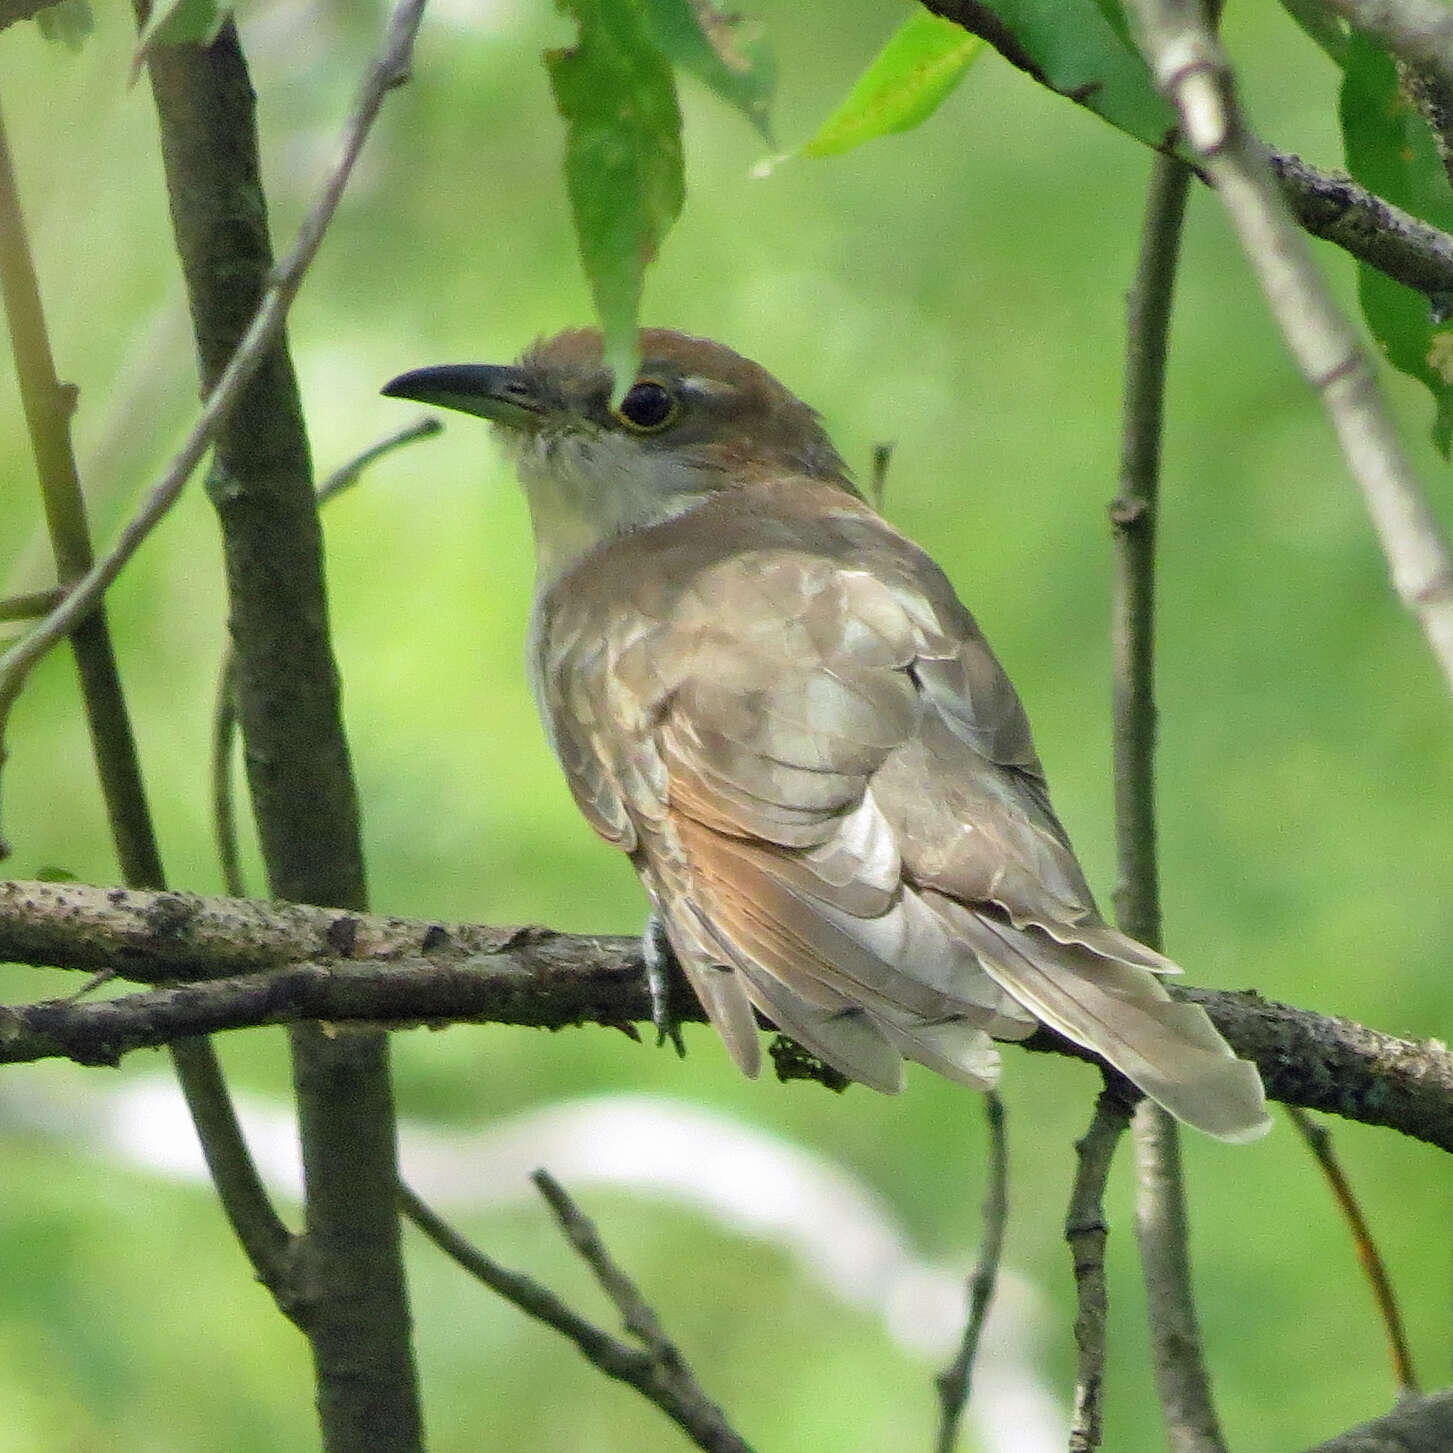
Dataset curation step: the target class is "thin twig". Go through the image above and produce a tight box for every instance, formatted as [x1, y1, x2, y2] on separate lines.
[0, 87, 292, 1295]
[171, 1035, 297, 1302]
[1133, 1105, 1229, 1452]
[400, 1177, 755, 1453]
[210, 417, 442, 897]
[0, 0, 428, 781]
[1125, 0, 1453, 699]
[0, 587, 63, 622]
[934, 1090, 1009, 1453]
[923, 3, 1453, 301]
[317, 416, 442, 506]
[1065, 1089, 1133, 1453]
[1111, 150, 1188, 952]
[0, 95, 164, 878]
[1114, 148, 1230, 1453]
[1288, 1104, 1420, 1394]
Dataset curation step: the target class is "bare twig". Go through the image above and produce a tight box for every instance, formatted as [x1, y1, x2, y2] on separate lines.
[0, 88, 292, 1300]
[404, 1176, 755, 1451]
[0, 587, 63, 623]
[0, 96, 163, 878]
[1288, 1105, 1419, 1394]
[1111, 150, 1189, 952]
[1066, 1090, 1133, 1452]
[5, 879, 1453, 1152]
[1113, 148, 1229, 1453]
[1266, 149, 1453, 302]
[316, 416, 442, 507]
[922, 2, 1453, 300]
[0, 0, 428, 785]
[211, 417, 442, 898]
[139, 7, 432, 1447]
[1125, 0, 1453, 698]
[398, 1182, 663, 1381]
[525, 1172, 759, 1452]
[934, 1090, 1009, 1453]
[1134, 1104, 1229, 1452]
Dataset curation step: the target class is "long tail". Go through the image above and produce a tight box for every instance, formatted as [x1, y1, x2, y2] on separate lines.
[931, 895, 1270, 1142]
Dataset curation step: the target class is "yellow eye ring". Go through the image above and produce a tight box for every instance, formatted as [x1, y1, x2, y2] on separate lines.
[615, 378, 681, 433]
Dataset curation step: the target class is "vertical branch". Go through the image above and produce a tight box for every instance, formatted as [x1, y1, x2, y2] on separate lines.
[1127, 0, 1453, 699]
[0, 92, 291, 1290]
[1110, 154, 1189, 952]
[1112, 150, 1229, 1453]
[1133, 1103, 1228, 1452]
[139, 10, 427, 1450]
[1066, 1090, 1132, 1453]
[934, 1091, 1009, 1453]
[0, 98, 161, 884]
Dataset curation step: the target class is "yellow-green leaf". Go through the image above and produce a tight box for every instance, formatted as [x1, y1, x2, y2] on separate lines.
[802, 12, 985, 158]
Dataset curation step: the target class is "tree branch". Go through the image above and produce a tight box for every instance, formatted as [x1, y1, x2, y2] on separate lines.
[1125, 0, 1453, 697]
[0, 84, 292, 1304]
[7, 882, 1452, 1151]
[1288, 1105, 1419, 1394]
[0, 0, 426, 829]
[1066, 1090, 1133, 1453]
[399, 1182, 749, 1452]
[1134, 1104, 1228, 1452]
[137, 5, 429, 1449]
[530, 1170, 757, 1453]
[933, 1090, 1009, 1453]
[921, 2, 1453, 302]
[1114, 147, 1229, 1453]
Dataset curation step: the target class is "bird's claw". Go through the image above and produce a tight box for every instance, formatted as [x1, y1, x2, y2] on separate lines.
[643, 914, 688, 1058]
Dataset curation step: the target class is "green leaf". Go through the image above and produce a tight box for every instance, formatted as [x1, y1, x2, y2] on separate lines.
[984, 0, 1176, 148]
[801, 12, 985, 158]
[639, 0, 775, 142]
[33, 865, 80, 882]
[547, 0, 685, 400]
[30, 0, 91, 48]
[132, 0, 230, 82]
[1340, 34, 1453, 454]
[919, 0, 1176, 152]
[1277, 0, 1351, 66]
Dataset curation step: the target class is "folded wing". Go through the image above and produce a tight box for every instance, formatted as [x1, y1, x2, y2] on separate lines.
[535, 492, 1269, 1141]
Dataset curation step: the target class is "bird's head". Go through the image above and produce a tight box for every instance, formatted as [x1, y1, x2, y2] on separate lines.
[383, 328, 851, 582]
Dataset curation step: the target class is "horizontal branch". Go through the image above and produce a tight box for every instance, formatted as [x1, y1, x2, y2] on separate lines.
[2, 881, 1452, 1153]
[921, 1, 1453, 300]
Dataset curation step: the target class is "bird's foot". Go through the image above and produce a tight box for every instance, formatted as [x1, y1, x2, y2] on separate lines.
[642, 914, 688, 1059]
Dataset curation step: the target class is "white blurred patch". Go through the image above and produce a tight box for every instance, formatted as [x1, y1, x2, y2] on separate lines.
[2, 1077, 1063, 1451]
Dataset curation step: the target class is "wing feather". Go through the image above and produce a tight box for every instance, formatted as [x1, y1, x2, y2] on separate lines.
[531, 490, 1267, 1141]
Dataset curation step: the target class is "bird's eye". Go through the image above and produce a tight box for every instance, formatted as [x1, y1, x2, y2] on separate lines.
[615, 379, 680, 433]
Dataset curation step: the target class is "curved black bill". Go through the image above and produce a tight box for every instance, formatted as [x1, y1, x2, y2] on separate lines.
[381, 364, 539, 425]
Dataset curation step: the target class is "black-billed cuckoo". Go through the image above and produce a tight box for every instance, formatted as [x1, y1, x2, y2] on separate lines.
[383, 328, 1270, 1143]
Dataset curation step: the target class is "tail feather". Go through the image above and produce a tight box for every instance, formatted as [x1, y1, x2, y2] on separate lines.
[939, 904, 1270, 1143]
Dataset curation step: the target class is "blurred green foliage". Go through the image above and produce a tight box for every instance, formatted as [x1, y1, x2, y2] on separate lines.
[1, 1, 1451, 1450]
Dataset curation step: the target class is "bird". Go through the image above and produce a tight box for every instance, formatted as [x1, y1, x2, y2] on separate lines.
[382, 328, 1270, 1143]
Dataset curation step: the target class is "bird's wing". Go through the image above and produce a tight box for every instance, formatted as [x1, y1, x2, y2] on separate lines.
[538, 498, 1267, 1139]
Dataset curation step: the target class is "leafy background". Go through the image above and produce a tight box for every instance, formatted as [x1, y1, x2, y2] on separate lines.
[2, 0, 1452, 1449]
